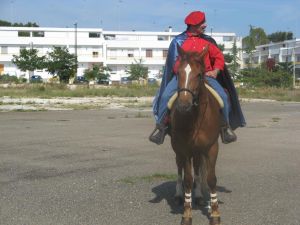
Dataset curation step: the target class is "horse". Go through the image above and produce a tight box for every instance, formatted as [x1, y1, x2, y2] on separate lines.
[169, 45, 222, 225]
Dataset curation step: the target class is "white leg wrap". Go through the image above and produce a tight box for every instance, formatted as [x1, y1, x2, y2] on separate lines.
[210, 193, 217, 198]
[185, 192, 192, 203]
[210, 193, 218, 204]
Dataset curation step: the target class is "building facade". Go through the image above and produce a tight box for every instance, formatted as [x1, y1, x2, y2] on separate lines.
[0, 26, 242, 82]
[242, 39, 300, 79]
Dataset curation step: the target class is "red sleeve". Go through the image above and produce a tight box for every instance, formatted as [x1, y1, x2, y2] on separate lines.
[208, 43, 224, 71]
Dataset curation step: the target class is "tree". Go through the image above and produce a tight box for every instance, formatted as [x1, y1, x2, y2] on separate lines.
[46, 47, 77, 83]
[242, 25, 269, 67]
[242, 25, 269, 50]
[0, 19, 39, 27]
[227, 38, 240, 79]
[83, 64, 111, 82]
[268, 31, 293, 43]
[126, 59, 148, 80]
[12, 48, 46, 81]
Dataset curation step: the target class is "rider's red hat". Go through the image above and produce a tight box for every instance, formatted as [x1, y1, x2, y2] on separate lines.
[184, 11, 206, 25]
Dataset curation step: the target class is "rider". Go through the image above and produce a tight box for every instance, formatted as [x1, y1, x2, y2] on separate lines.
[149, 11, 246, 145]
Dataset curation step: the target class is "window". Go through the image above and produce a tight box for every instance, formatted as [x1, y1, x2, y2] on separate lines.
[163, 49, 168, 58]
[89, 32, 101, 38]
[32, 31, 44, 37]
[297, 55, 300, 62]
[253, 57, 259, 63]
[1, 46, 8, 54]
[108, 49, 117, 59]
[18, 31, 30, 37]
[104, 34, 116, 40]
[128, 50, 134, 57]
[93, 51, 99, 58]
[223, 36, 234, 42]
[146, 49, 152, 58]
[158, 36, 168, 41]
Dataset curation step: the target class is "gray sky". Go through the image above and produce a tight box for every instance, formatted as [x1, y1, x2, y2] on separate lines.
[0, 0, 299, 37]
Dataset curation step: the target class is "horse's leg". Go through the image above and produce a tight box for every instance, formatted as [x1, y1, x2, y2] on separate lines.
[193, 155, 209, 206]
[175, 154, 184, 205]
[207, 142, 221, 225]
[181, 156, 193, 225]
[193, 155, 203, 206]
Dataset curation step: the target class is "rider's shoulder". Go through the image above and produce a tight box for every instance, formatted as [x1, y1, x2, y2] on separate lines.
[200, 34, 217, 45]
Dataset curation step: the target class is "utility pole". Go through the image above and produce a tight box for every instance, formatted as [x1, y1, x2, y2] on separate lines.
[293, 47, 296, 89]
[74, 22, 78, 81]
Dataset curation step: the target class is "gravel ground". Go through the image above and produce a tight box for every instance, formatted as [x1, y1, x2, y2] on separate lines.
[0, 100, 300, 225]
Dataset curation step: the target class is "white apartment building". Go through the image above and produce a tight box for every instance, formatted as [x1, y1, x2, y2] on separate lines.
[0, 26, 242, 82]
[242, 39, 300, 79]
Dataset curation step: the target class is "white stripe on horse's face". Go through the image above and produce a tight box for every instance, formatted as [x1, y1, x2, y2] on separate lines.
[184, 64, 192, 95]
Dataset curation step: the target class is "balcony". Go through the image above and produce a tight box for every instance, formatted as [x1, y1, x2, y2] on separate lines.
[106, 56, 166, 65]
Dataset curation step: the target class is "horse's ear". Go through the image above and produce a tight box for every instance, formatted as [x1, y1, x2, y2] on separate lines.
[177, 44, 185, 58]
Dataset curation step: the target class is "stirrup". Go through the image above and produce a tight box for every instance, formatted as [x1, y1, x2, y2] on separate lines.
[149, 125, 167, 145]
[220, 126, 237, 144]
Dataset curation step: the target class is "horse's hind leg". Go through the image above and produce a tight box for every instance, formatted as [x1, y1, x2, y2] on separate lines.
[207, 142, 221, 225]
[175, 154, 184, 205]
[193, 155, 209, 207]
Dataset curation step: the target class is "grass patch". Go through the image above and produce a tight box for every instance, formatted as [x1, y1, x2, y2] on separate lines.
[271, 117, 281, 122]
[0, 83, 158, 98]
[1, 84, 300, 102]
[237, 87, 300, 102]
[119, 173, 177, 185]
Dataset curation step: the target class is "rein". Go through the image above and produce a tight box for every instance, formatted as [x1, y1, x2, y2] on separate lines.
[177, 74, 205, 107]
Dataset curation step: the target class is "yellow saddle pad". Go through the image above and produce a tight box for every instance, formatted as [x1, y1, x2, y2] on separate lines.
[167, 83, 224, 109]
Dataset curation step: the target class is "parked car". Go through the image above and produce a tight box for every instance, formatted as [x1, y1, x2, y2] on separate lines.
[74, 76, 88, 84]
[30, 75, 43, 83]
[147, 78, 157, 85]
[97, 78, 110, 85]
[120, 77, 131, 85]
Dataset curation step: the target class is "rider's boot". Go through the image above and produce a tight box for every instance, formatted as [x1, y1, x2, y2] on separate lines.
[220, 116, 237, 144]
[149, 123, 168, 145]
[220, 124, 237, 144]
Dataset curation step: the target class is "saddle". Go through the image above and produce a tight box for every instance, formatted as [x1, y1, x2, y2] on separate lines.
[167, 83, 224, 110]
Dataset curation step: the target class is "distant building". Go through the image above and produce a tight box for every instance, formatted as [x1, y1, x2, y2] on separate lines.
[0, 26, 242, 82]
[242, 39, 300, 79]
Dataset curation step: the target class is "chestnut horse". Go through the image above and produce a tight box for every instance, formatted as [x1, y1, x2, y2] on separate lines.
[170, 46, 222, 225]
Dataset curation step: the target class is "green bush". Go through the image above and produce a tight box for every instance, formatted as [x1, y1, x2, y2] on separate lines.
[240, 66, 293, 88]
[0, 74, 19, 83]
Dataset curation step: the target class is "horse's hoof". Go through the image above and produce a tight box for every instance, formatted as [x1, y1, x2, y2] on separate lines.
[194, 197, 206, 207]
[209, 216, 221, 225]
[181, 217, 192, 225]
[174, 196, 183, 205]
